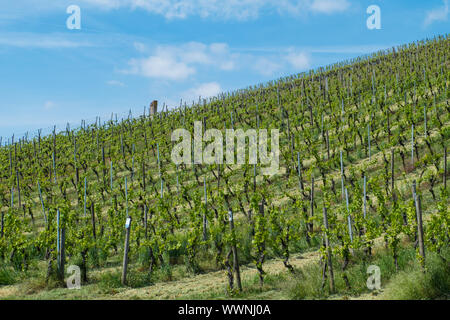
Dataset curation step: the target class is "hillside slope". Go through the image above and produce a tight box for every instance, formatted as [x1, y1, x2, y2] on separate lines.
[0, 35, 449, 300]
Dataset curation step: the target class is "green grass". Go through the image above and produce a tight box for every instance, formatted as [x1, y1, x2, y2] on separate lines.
[382, 252, 450, 299]
[1, 245, 448, 300]
[288, 246, 450, 300]
[0, 266, 18, 286]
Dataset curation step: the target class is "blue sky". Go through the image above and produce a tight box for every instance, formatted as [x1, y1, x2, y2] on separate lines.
[0, 0, 448, 140]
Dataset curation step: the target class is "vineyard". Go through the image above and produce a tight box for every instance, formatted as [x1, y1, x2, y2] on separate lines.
[0, 35, 449, 300]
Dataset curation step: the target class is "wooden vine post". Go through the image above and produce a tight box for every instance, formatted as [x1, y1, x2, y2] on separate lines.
[310, 176, 314, 233]
[297, 152, 303, 192]
[56, 209, 65, 283]
[345, 188, 353, 243]
[90, 202, 96, 240]
[363, 176, 367, 219]
[414, 189, 425, 272]
[121, 216, 132, 286]
[257, 201, 266, 286]
[391, 148, 395, 200]
[228, 209, 242, 292]
[203, 176, 207, 241]
[322, 207, 335, 293]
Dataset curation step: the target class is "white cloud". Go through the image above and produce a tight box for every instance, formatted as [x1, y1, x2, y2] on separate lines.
[179, 42, 212, 64]
[77, 0, 351, 20]
[424, 0, 449, 27]
[183, 82, 222, 101]
[125, 54, 196, 80]
[123, 41, 236, 80]
[309, 0, 350, 14]
[0, 0, 352, 23]
[285, 50, 310, 70]
[107, 80, 126, 86]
